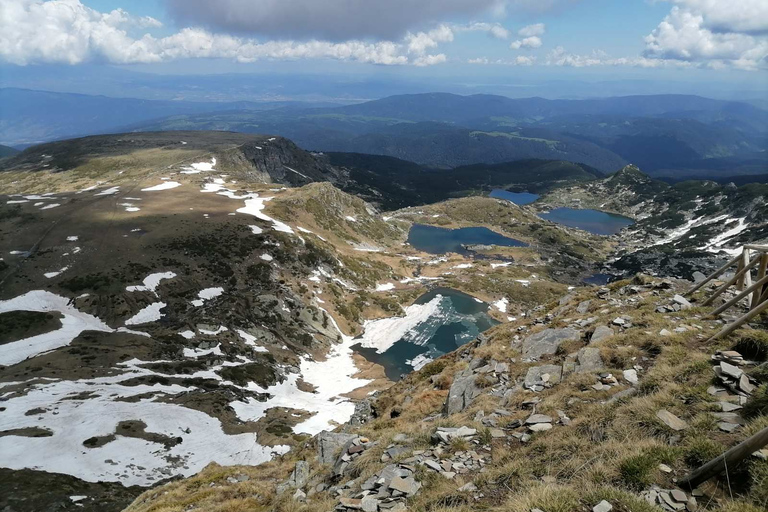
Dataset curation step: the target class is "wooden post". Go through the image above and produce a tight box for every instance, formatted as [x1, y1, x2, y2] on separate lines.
[686, 252, 742, 296]
[679, 426, 768, 489]
[703, 254, 762, 307]
[711, 273, 768, 317]
[752, 253, 768, 309]
[736, 249, 748, 290]
[708, 296, 768, 341]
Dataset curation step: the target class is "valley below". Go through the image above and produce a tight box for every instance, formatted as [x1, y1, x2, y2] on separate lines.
[0, 131, 766, 512]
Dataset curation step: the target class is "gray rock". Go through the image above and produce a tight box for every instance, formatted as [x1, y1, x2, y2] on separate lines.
[720, 362, 743, 380]
[318, 431, 356, 465]
[292, 489, 306, 502]
[525, 414, 553, 425]
[692, 271, 706, 283]
[524, 364, 563, 388]
[522, 328, 581, 359]
[673, 295, 692, 310]
[656, 409, 688, 431]
[389, 476, 420, 496]
[443, 369, 481, 415]
[576, 347, 605, 373]
[622, 369, 639, 385]
[361, 496, 379, 512]
[590, 325, 614, 343]
[576, 300, 592, 315]
[593, 500, 613, 512]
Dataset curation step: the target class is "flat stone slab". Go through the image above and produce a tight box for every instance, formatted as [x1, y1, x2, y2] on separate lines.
[525, 414, 553, 425]
[656, 409, 688, 431]
[522, 328, 580, 359]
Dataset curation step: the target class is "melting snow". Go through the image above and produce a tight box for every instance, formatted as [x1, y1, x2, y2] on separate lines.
[44, 266, 69, 279]
[406, 353, 433, 371]
[0, 291, 112, 366]
[66, 236, 79, 242]
[40, 203, 61, 210]
[94, 187, 120, 196]
[125, 302, 166, 325]
[181, 157, 217, 174]
[191, 287, 224, 307]
[236, 330, 269, 353]
[126, 272, 176, 295]
[0, 371, 289, 486]
[142, 182, 181, 192]
[493, 297, 509, 313]
[232, 308, 371, 435]
[375, 283, 395, 292]
[355, 297, 443, 354]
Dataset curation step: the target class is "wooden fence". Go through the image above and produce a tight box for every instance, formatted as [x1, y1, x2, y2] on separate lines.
[685, 245, 768, 341]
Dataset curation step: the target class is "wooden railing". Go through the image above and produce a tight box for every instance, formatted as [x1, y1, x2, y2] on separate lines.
[685, 245, 768, 340]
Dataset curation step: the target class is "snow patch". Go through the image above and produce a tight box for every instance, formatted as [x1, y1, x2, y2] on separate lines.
[0, 291, 112, 366]
[125, 302, 166, 325]
[141, 182, 181, 192]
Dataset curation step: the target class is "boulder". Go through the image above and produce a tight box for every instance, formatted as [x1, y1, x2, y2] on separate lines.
[443, 369, 481, 415]
[522, 328, 580, 360]
[576, 347, 605, 373]
[318, 431, 356, 465]
[590, 325, 614, 343]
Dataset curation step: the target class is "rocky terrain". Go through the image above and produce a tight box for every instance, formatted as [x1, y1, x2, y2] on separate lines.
[122, 274, 768, 512]
[0, 131, 765, 512]
[537, 165, 768, 280]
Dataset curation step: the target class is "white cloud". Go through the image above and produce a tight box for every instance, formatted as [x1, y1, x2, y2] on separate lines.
[456, 22, 511, 39]
[0, 0, 449, 66]
[510, 36, 542, 49]
[467, 55, 537, 65]
[509, 23, 545, 50]
[666, 0, 768, 34]
[405, 25, 454, 55]
[546, 46, 693, 68]
[644, 2, 768, 70]
[518, 23, 546, 37]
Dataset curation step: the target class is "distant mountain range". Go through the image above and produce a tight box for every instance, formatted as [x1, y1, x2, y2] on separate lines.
[2, 89, 766, 179]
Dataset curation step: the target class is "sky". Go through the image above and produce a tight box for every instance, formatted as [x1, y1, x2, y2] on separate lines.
[0, 0, 766, 91]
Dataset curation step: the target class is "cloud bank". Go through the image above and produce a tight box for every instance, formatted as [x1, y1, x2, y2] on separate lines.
[644, 0, 768, 70]
[165, 0, 504, 41]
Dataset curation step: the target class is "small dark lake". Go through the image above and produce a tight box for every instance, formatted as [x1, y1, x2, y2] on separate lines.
[407, 224, 527, 255]
[352, 288, 498, 380]
[489, 189, 540, 205]
[583, 273, 614, 286]
[539, 208, 634, 236]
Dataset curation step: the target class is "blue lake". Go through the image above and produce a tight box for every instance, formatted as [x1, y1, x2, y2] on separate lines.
[489, 189, 540, 205]
[408, 224, 528, 255]
[539, 208, 634, 236]
[352, 288, 498, 380]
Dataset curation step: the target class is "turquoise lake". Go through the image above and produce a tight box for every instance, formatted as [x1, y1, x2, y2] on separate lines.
[352, 288, 498, 380]
[407, 224, 527, 255]
[539, 208, 634, 236]
[489, 189, 540, 205]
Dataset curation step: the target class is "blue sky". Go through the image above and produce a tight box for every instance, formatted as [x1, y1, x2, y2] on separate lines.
[1, 0, 766, 91]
